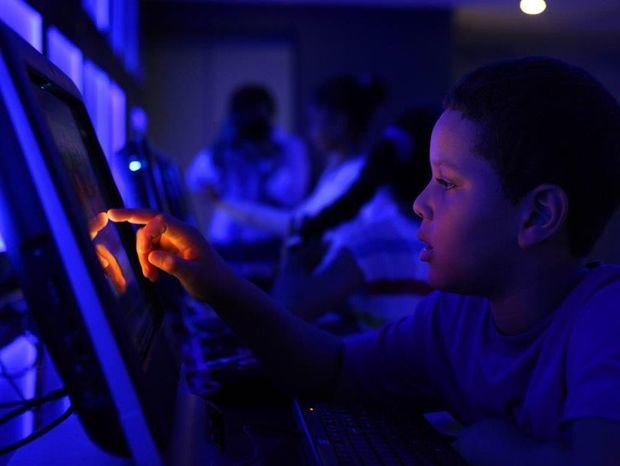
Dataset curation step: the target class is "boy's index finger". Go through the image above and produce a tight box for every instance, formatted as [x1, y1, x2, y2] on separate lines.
[108, 209, 191, 249]
[142, 215, 168, 243]
[107, 208, 158, 225]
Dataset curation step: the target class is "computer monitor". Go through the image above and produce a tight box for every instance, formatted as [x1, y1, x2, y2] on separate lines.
[112, 138, 165, 216]
[0, 21, 179, 464]
[112, 138, 195, 225]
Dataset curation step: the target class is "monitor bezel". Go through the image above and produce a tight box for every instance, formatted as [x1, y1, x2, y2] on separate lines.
[0, 20, 179, 460]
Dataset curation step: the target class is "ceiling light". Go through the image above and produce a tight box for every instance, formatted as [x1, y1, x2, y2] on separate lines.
[520, 0, 547, 15]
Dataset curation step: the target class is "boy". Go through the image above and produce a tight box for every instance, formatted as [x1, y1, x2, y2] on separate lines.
[109, 57, 620, 465]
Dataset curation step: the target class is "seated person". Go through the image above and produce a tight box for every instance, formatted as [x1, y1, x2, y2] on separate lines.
[206, 74, 387, 238]
[109, 57, 620, 465]
[186, 84, 309, 245]
[273, 109, 437, 328]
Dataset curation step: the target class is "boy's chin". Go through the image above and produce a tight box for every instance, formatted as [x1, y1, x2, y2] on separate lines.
[428, 272, 456, 293]
[428, 270, 480, 296]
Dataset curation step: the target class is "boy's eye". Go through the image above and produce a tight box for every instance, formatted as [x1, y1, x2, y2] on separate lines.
[435, 177, 456, 190]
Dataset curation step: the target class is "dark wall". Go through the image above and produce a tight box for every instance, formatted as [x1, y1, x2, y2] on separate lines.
[142, 3, 452, 169]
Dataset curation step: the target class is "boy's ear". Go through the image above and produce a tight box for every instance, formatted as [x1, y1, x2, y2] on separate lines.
[517, 184, 569, 250]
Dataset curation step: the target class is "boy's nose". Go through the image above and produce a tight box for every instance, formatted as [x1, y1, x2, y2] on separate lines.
[413, 187, 432, 221]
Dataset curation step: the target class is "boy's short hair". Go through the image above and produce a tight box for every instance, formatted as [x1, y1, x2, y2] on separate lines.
[444, 57, 620, 257]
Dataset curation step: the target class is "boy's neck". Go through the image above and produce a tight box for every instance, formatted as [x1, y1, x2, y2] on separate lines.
[489, 257, 587, 336]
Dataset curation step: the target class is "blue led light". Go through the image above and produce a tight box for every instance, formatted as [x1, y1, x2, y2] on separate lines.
[0, 0, 42, 52]
[47, 27, 83, 92]
[83, 60, 111, 159]
[110, 81, 126, 154]
[129, 160, 142, 172]
[82, 0, 109, 32]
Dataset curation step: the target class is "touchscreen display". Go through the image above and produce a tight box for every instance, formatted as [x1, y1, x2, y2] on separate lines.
[33, 81, 155, 361]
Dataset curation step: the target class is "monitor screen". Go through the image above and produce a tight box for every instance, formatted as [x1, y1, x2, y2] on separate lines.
[0, 21, 181, 460]
[32, 80, 155, 362]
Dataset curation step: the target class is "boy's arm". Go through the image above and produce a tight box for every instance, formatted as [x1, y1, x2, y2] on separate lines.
[210, 261, 344, 397]
[454, 417, 620, 466]
[107, 208, 342, 398]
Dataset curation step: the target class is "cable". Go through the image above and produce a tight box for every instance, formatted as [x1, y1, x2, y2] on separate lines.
[0, 388, 67, 423]
[0, 388, 66, 409]
[0, 387, 66, 409]
[231, 424, 260, 466]
[204, 399, 223, 415]
[0, 404, 74, 456]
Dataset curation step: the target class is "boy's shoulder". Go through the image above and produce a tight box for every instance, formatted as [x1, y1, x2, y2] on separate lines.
[569, 262, 620, 325]
[582, 261, 620, 288]
[420, 264, 620, 335]
[427, 262, 620, 311]
[564, 263, 620, 391]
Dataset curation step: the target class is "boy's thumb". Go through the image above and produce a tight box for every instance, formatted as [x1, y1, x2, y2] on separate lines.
[147, 250, 189, 279]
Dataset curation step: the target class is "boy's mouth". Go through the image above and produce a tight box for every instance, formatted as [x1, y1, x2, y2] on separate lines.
[420, 243, 433, 262]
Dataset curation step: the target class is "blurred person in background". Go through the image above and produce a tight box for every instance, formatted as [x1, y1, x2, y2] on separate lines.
[186, 84, 309, 285]
[274, 109, 437, 331]
[205, 74, 388, 240]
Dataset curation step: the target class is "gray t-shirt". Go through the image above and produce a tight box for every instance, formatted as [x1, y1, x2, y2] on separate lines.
[339, 263, 620, 441]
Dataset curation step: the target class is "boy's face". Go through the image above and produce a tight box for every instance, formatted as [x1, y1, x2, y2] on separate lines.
[413, 110, 522, 296]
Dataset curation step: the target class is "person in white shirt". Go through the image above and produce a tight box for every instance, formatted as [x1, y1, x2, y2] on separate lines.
[186, 84, 310, 245]
[204, 74, 388, 240]
[275, 109, 437, 329]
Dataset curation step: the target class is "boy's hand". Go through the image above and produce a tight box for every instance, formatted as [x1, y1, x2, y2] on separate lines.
[107, 208, 227, 301]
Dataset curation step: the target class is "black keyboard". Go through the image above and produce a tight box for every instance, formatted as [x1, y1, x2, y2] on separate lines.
[295, 401, 466, 466]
